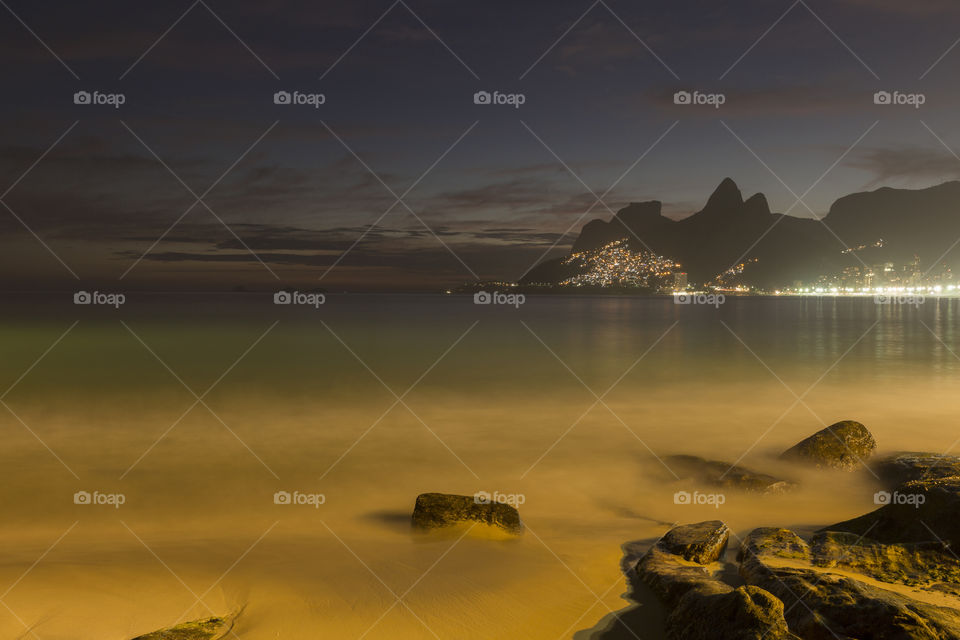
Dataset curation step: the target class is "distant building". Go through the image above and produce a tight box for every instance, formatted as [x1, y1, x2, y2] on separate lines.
[842, 266, 862, 288]
[673, 272, 688, 290]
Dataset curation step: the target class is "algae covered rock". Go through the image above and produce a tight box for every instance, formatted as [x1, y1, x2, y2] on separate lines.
[810, 530, 960, 588]
[780, 420, 876, 470]
[739, 527, 960, 639]
[411, 492, 522, 534]
[873, 451, 960, 487]
[131, 616, 233, 640]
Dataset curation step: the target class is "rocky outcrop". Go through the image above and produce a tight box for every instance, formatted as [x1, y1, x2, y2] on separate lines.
[635, 520, 960, 639]
[874, 452, 960, 487]
[636, 543, 726, 607]
[617, 441, 960, 638]
[411, 493, 522, 534]
[636, 521, 730, 605]
[739, 527, 960, 639]
[825, 475, 960, 546]
[811, 531, 960, 590]
[666, 455, 796, 494]
[131, 616, 234, 640]
[780, 420, 877, 470]
[636, 521, 797, 639]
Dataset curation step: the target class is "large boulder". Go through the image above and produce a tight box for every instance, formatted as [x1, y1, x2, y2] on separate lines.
[131, 616, 233, 640]
[635, 521, 731, 605]
[665, 455, 796, 494]
[824, 475, 960, 546]
[667, 585, 799, 640]
[636, 521, 796, 639]
[636, 544, 726, 607]
[411, 493, 522, 534]
[739, 527, 960, 639]
[873, 452, 960, 487]
[780, 420, 877, 470]
[660, 519, 730, 564]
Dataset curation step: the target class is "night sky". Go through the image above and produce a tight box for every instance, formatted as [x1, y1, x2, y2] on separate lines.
[3, 0, 960, 290]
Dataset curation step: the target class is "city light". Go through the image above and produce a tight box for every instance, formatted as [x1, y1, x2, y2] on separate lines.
[559, 239, 682, 288]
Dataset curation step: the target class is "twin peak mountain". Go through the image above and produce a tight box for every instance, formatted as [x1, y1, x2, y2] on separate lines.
[522, 178, 960, 287]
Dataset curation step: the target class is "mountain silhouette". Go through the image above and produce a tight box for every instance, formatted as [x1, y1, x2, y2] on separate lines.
[523, 179, 960, 287]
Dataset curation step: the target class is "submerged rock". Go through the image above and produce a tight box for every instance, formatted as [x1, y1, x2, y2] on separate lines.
[739, 527, 960, 639]
[780, 420, 877, 470]
[411, 493, 522, 534]
[636, 521, 796, 639]
[873, 451, 960, 487]
[130, 616, 233, 640]
[665, 455, 796, 494]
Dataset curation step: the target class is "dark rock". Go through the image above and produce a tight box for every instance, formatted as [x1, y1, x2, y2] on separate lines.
[637, 521, 795, 639]
[739, 527, 960, 639]
[636, 521, 730, 605]
[131, 616, 233, 640]
[874, 451, 960, 487]
[660, 520, 730, 564]
[666, 454, 796, 494]
[411, 493, 522, 534]
[667, 585, 800, 640]
[825, 475, 960, 546]
[636, 544, 725, 607]
[780, 420, 877, 470]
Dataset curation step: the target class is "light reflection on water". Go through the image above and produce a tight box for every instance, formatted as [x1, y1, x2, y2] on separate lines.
[0, 293, 957, 638]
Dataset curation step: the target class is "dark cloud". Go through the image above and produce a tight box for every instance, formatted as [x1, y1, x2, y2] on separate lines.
[849, 147, 960, 185]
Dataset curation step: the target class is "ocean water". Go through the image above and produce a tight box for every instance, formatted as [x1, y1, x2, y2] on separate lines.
[0, 293, 958, 639]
